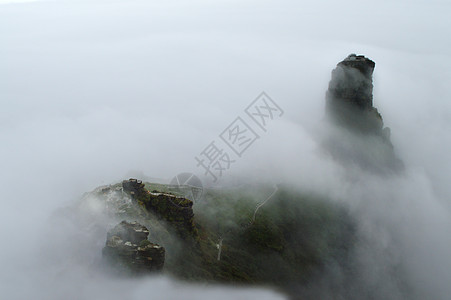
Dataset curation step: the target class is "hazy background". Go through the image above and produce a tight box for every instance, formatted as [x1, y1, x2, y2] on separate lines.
[1, 0, 451, 299]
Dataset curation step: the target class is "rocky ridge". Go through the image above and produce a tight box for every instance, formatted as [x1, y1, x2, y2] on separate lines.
[122, 179, 197, 240]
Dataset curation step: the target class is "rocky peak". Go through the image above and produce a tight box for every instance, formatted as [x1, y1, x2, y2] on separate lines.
[122, 179, 198, 240]
[326, 54, 383, 134]
[122, 178, 147, 198]
[323, 54, 403, 173]
[339, 54, 375, 77]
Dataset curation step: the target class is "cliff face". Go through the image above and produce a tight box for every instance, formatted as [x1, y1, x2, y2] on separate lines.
[324, 54, 403, 173]
[328, 54, 375, 110]
[122, 179, 198, 240]
[326, 54, 385, 136]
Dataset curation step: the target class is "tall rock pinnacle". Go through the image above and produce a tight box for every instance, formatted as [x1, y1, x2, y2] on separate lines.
[323, 54, 403, 173]
[326, 54, 386, 136]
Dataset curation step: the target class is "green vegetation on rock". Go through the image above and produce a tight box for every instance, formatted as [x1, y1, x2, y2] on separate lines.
[94, 179, 356, 296]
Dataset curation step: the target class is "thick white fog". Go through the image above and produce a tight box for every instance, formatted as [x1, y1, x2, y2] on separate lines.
[1, 0, 451, 299]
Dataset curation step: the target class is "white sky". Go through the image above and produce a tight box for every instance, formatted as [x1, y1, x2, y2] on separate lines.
[0, 0, 39, 4]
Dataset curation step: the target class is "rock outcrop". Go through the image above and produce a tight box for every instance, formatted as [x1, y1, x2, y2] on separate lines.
[80, 178, 356, 299]
[324, 54, 403, 173]
[326, 54, 385, 136]
[102, 220, 165, 273]
[122, 179, 198, 240]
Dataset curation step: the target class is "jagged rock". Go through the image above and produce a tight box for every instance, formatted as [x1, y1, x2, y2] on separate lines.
[326, 54, 385, 136]
[102, 220, 165, 273]
[324, 54, 403, 173]
[122, 178, 147, 198]
[122, 179, 198, 240]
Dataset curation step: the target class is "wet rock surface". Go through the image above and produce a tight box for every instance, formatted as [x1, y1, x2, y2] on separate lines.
[102, 220, 165, 273]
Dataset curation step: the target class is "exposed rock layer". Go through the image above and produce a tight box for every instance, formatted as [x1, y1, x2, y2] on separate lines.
[102, 220, 165, 273]
[122, 179, 198, 240]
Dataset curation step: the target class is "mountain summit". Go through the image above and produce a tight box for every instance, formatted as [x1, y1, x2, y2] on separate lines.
[324, 54, 403, 173]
